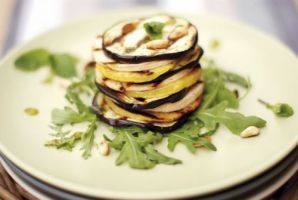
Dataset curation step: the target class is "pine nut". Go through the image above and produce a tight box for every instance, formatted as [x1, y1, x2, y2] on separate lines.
[99, 139, 110, 156]
[147, 39, 170, 50]
[240, 126, 260, 138]
[168, 26, 188, 41]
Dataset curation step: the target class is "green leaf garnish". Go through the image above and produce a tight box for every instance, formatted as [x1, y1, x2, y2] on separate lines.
[196, 101, 266, 135]
[109, 126, 181, 169]
[143, 22, 165, 40]
[81, 118, 97, 159]
[258, 99, 294, 117]
[50, 54, 78, 78]
[45, 132, 82, 151]
[167, 120, 216, 153]
[46, 68, 98, 158]
[15, 49, 50, 71]
[51, 107, 95, 125]
[15, 48, 78, 80]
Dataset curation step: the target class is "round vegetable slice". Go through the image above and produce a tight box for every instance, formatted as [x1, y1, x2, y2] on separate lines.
[126, 67, 202, 98]
[102, 14, 198, 63]
[145, 82, 204, 112]
[92, 93, 192, 133]
[96, 83, 190, 110]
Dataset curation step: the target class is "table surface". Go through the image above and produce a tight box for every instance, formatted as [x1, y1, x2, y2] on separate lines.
[0, 0, 298, 56]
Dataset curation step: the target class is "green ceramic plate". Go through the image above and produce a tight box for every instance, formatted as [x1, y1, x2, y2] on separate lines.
[0, 9, 297, 199]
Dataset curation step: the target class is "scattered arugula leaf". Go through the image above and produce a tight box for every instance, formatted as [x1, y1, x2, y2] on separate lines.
[145, 145, 182, 165]
[50, 54, 78, 78]
[45, 132, 82, 151]
[108, 126, 181, 169]
[143, 22, 165, 40]
[46, 68, 98, 158]
[15, 48, 78, 79]
[15, 49, 50, 71]
[167, 121, 217, 153]
[52, 107, 95, 125]
[81, 118, 97, 159]
[258, 99, 294, 117]
[196, 101, 266, 135]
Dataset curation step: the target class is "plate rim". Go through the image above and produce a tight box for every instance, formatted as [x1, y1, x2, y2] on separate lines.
[0, 8, 298, 199]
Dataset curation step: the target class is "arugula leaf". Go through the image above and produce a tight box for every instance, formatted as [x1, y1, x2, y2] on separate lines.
[145, 145, 182, 165]
[114, 129, 156, 169]
[49, 125, 70, 137]
[45, 132, 82, 151]
[197, 101, 266, 135]
[65, 69, 96, 113]
[167, 120, 216, 153]
[109, 126, 180, 169]
[15, 49, 50, 71]
[81, 119, 97, 159]
[219, 70, 251, 89]
[201, 68, 240, 110]
[52, 107, 95, 125]
[216, 86, 239, 109]
[143, 22, 165, 40]
[258, 99, 294, 117]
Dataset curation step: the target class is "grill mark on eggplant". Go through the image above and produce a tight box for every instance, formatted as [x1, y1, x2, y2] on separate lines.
[97, 47, 203, 89]
[92, 94, 192, 133]
[137, 60, 201, 85]
[84, 61, 96, 70]
[102, 32, 198, 64]
[96, 83, 190, 110]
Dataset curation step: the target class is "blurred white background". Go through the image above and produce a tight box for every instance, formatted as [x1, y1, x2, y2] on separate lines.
[0, 0, 298, 55]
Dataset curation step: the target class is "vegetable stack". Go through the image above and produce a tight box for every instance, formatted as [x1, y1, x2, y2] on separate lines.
[92, 15, 204, 132]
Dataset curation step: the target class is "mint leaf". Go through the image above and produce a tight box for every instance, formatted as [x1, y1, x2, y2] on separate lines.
[197, 101, 266, 135]
[15, 49, 50, 71]
[258, 99, 294, 117]
[50, 54, 78, 78]
[143, 22, 165, 40]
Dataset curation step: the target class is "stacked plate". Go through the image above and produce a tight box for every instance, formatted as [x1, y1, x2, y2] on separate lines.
[0, 9, 297, 200]
[92, 15, 204, 133]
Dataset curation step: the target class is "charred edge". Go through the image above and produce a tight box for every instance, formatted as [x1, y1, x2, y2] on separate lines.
[84, 61, 96, 70]
[138, 60, 201, 85]
[102, 31, 198, 64]
[96, 83, 190, 110]
[92, 103, 190, 133]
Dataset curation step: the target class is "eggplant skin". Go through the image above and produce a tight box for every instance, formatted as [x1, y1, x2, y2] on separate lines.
[92, 94, 190, 133]
[139, 59, 201, 85]
[96, 83, 191, 110]
[102, 34, 198, 64]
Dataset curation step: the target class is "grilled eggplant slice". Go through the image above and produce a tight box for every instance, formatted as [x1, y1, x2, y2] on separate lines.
[102, 15, 198, 63]
[104, 96, 202, 123]
[95, 49, 201, 83]
[96, 83, 190, 110]
[145, 82, 204, 112]
[92, 93, 195, 133]
[96, 64, 199, 92]
[93, 43, 202, 72]
[125, 67, 201, 99]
